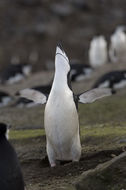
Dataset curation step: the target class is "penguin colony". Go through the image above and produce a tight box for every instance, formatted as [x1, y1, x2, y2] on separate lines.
[14, 26, 126, 107]
[89, 25, 126, 67]
[89, 26, 126, 92]
[15, 24, 126, 107]
[18, 44, 111, 167]
[0, 26, 126, 108]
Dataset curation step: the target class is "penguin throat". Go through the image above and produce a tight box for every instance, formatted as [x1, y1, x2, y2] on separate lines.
[53, 70, 71, 91]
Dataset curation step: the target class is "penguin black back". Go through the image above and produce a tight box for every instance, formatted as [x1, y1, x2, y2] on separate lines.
[0, 123, 7, 137]
[0, 123, 24, 190]
[92, 70, 126, 89]
[70, 63, 92, 82]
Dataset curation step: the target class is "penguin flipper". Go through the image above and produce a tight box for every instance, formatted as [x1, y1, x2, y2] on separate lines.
[17, 88, 47, 104]
[78, 88, 112, 104]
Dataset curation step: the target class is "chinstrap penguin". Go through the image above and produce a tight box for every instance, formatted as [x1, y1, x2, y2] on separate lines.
[18, 44, 112, 167]
[0, 91, 13, 107]
[92, 70, 126, 93]
[0, 63, 32, 84]
[0, 123, 24, 190]
[109, 28, 126, 63]
[70, 61, 93, 82]
[89, 35, 108, 68]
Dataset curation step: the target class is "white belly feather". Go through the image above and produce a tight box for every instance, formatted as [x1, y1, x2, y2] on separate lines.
[44, 91, 80, 160]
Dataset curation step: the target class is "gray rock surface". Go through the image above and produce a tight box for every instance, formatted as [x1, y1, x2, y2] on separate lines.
[64, 151, 126, 190]
[74, 151, 126, 190]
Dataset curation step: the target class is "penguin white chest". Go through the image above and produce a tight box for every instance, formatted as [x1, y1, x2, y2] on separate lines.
[45, 92, 78, 139]
[44, 91, 80, 161]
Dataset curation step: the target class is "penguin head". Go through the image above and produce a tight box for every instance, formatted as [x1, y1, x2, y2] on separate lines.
[115, 25, 126, 34]
[55, 44, 70, 75]
[111, 29, 126, 46]
[0, 123, 10, 139]
[91, 36, 107, 49]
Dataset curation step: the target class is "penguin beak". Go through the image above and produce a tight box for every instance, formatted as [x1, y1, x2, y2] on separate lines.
[56, 43, 69, 63]
[57, 43, 64, 52]
[56, 44, 64, 55]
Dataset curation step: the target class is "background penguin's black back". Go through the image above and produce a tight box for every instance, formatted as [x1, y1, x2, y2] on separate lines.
[0, 124, 24, 190]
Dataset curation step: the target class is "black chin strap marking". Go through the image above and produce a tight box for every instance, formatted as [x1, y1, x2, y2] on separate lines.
[56, 53, 69, 63]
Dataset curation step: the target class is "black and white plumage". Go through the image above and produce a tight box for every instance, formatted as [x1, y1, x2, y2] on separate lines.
[115, 26, 126, 33]
[0, 123, 24, 190]
[92, 70, 126, 92]
[0, 63, 32, 84]
[89, 35, 108, 68]
[0, 91, 12, 107]
[15, 85, 51, 108]
[18, 44, 112, 167]
[109, 27, 126, 63]
[70, 61, 93, 82]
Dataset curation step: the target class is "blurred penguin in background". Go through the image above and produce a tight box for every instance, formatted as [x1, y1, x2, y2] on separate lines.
[0, 91, 13, 107]
[109, 26, 126, 63]
[70, 60, 93, 82]
[0, 55, 32, 85]
[0, 123, 24, 190]
[92, 70, 126, 93]
[89, 35, 108, 68]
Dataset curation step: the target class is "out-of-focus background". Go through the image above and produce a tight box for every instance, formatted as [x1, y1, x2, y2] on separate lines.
[0, 1, 126, 190]
[0, 0, 126, 93]
[0, 0, 125, 70]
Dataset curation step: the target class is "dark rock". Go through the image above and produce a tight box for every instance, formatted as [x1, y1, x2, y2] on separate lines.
[74, 151, 126, 190]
